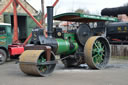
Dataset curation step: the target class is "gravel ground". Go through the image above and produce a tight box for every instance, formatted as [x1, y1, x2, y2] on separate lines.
[0, 58, 128, 85]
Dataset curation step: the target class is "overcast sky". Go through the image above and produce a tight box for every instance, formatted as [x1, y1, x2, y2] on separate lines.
[26, 0, 128, 15]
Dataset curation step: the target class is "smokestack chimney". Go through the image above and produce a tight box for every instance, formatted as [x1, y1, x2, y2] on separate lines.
[47, 6, 53, 38]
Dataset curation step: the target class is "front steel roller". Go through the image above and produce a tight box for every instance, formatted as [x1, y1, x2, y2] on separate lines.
[19, 50, 56, 76]
[84, 36, 110, 69]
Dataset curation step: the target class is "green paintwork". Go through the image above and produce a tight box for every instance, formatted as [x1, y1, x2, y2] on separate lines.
[38, 56, 47, 72]
[56, 33, 78, 55]
[0, 24, 12, 49]
[80, 14, 118, 22]
[54, 13, 118, 22]
[3, 12, 40, 43]
[26, 16, 40, 43]
[63, 33, 75, 41]
[4, 14, 11, 23]
[92, 40, 105, 64]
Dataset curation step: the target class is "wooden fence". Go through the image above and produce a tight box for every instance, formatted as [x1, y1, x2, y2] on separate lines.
[111, 45, 128, 56]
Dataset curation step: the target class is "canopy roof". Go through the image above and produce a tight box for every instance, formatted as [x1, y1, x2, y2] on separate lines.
[54, 13, 118, 23]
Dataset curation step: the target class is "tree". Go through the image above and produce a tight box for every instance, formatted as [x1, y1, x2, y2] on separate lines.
[75, 8, 90, 14]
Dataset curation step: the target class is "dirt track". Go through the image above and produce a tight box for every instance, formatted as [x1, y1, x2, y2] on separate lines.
[0, 58, 128, 85]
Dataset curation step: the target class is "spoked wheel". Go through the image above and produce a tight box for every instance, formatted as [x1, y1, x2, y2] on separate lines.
[0, 49, 7, 65]
[84, 36, 110, 69]
[19, 50, 56, 76]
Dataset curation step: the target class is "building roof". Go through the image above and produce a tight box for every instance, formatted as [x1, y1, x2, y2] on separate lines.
[24, 0, 38, 13]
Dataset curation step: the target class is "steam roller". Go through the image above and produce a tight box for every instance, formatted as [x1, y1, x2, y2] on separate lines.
[19, 6, 110, 76]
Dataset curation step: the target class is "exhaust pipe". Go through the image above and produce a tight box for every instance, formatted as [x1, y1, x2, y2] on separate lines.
[47, 6, 53, 38]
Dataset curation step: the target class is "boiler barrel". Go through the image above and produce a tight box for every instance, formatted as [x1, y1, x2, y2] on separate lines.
[55, 39, 78, 55]
[101, 6, 128, 17]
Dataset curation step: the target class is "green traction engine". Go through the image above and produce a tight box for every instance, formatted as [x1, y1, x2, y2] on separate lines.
[19, 6, 110, 76]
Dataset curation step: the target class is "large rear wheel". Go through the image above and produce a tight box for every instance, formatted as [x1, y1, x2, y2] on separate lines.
[84, 36, 110, 69]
